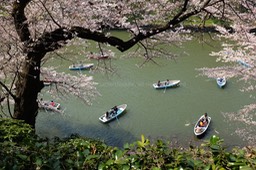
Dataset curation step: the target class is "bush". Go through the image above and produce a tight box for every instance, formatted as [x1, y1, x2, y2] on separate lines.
[0, 118, 255, 169]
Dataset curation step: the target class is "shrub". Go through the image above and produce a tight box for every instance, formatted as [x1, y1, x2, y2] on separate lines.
[0, 118, 255, 169]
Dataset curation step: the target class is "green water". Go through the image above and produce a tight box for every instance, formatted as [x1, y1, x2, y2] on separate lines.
[36, 34, 254, 147]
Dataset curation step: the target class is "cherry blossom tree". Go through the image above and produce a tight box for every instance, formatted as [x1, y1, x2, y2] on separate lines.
[0, 0, 255, 133]
[196, 0, 256, 145]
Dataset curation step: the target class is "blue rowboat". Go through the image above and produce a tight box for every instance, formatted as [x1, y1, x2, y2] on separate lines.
[69, 63, 94, 70]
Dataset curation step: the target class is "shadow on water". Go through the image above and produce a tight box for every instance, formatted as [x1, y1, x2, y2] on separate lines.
[36, 112, 138, 148]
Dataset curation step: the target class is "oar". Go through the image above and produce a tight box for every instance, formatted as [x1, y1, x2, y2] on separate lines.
[115, 112, 121, 126]
[79, 67, 82, 74]
[164, 86, 167, 93]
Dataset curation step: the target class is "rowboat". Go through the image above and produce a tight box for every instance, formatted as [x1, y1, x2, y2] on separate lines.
[43, 81, 52, 86]
[43, 78, 53, 86]
[69, 63, 94, 70]
[194, 114, 211, 136]
[38, 100, 62, 113]
[153, 80, 180, 89]
[88, 54, 109, 60]
[216, 77, 226, 88]
[99, 104, 127, 123]
[237, 60, 251, 68]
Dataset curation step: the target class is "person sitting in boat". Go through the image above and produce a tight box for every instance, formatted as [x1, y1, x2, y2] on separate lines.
[50, 100, 55, 107]
[111, 106, 118, 114]
[200, 113, 208, 126]
[38, 98, 45, 106]
[105, 111, 109, 118]
[195, 126, 202, 133]
[157, 80, 161, 86]
[196, 120, 205, 132]
[196, 119, 205, 133]
[114, 106, 118, 113]
[199, 120, 204, 127]
[165, 79, 170, 85]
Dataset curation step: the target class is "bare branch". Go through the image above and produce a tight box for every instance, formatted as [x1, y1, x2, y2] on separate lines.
[38, 0, 61, 28]
[0, 81, 16, 101]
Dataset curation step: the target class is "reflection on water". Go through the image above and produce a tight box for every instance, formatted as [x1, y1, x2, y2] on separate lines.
[222, 105, 256, 146]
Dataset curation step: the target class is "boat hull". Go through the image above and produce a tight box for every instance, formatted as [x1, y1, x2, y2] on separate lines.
[38, 100, 61, 112]
[237, 60, 251, 68]
[153, 80, 180, 89]
[69, 63, 94, 70]
[99, 104, 127, 123]
[194, 115, 211, 136]
[43, 82, 51, 86]
[216, 78, 226, 88]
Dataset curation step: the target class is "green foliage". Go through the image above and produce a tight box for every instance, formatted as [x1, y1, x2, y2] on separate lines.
[0, 118, 36, 144]
[0, 118, 255, 169]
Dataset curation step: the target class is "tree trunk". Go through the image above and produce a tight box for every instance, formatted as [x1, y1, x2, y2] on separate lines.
[13, 57, 44, 128]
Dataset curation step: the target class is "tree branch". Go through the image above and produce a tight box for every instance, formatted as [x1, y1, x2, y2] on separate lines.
[12, 0, 32, 43]
[32, 0, 212, 55]
[38, 0, 61, 28]
[0, 81, 16, 101]
[70, 0, 211, 52]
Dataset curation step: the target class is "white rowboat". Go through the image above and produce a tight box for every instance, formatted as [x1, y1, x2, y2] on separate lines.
[216, 77, 226, 88]
[99, 104, 127, 123]
[153, 80, 180, 89]
[194, 115, 211, 136]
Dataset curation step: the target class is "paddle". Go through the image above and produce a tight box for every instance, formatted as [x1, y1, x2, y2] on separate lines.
[79, 66, 82, 74]
[116, 115, 120, 125]
[115, 110, 121, 125]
